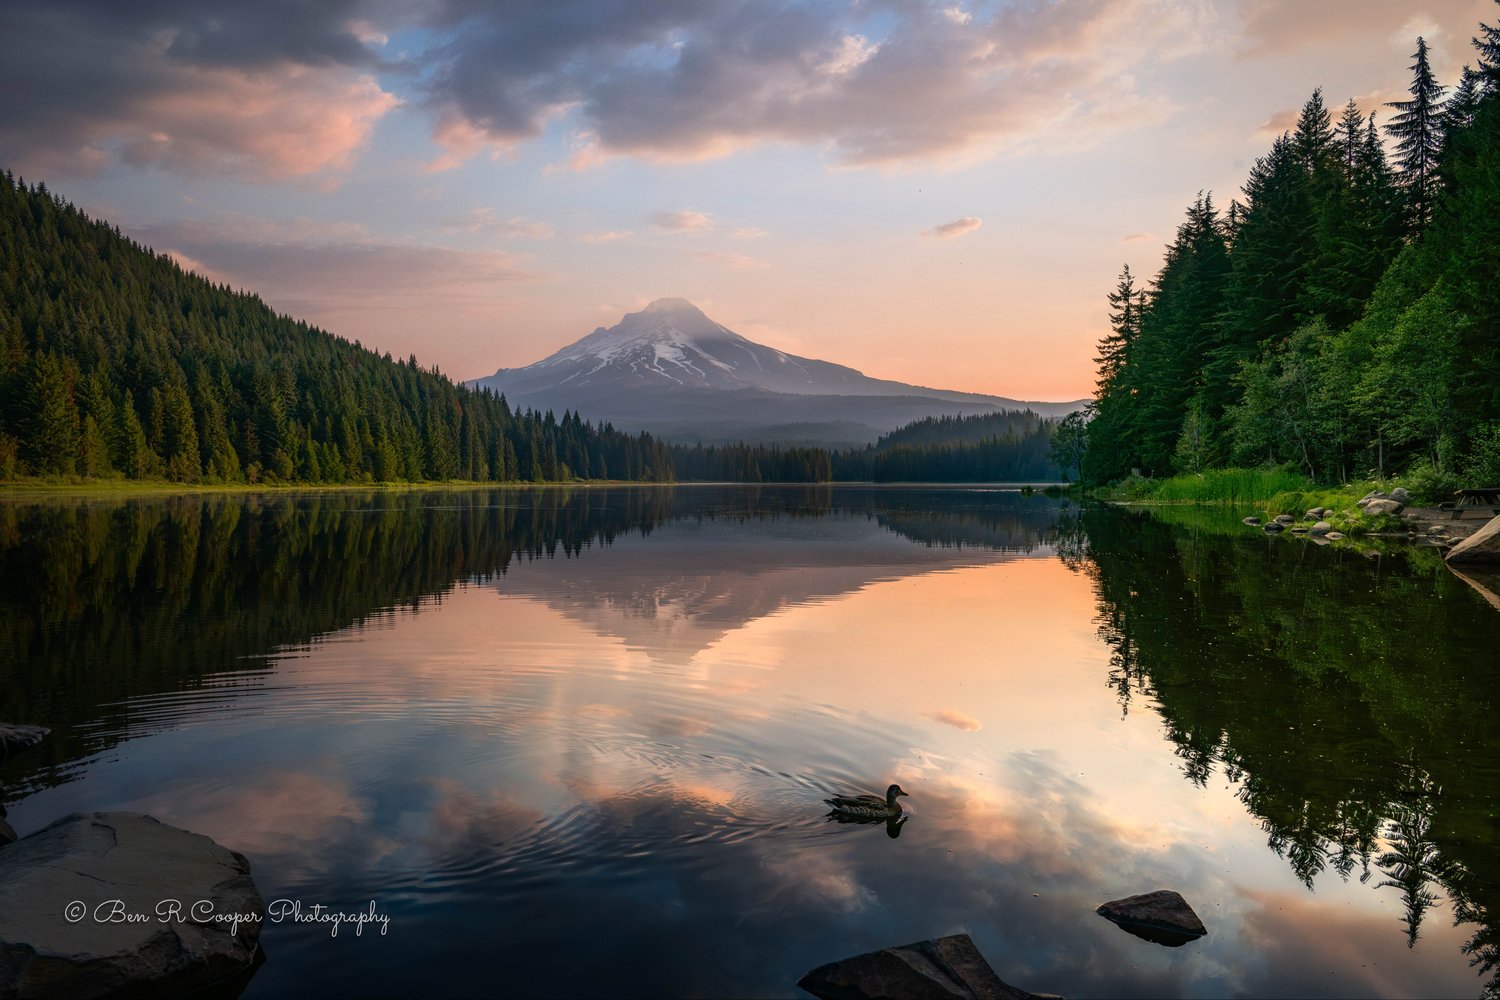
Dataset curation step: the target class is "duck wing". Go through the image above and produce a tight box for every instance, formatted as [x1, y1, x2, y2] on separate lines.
[825, 793, 885, 809]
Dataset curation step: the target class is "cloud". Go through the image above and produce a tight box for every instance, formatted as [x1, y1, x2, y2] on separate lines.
[926, 708, 982, 731]
[731, 227, 768, 240]
[1, 0, 1222, 177]
[652, 210, 713, 232]
[0, 0, 399, 181]
[1254, 107, 1300, 137]
[132, 219, 534, 336]
[416, 0, 1219, 169]
[689, 249, 769, 270]
[1120, 232, 1153, 243]
[923, 216, 983, 240]
[1236, 0, 1472, 58]
[576, 230, 633, 244]
[443, 208, 554, 240]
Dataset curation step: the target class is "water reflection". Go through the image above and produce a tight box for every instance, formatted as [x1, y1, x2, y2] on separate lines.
[0, 489, 1494, 997]
[1080, 505, 1500, 996]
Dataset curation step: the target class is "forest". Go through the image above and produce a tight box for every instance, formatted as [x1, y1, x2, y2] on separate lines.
[1084, 8, 1500, 492]
[0, 171, 1065, 487]
[0, 173, 676, 486]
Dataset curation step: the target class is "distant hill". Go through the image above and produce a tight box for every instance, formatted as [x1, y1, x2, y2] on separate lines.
[0, 174, 672, 484]
[470, 297, 1085, 445]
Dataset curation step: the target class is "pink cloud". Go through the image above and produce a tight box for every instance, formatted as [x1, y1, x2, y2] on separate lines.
[923, 217, 983, 240]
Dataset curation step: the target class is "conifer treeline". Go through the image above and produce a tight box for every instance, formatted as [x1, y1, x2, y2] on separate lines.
[665, 411, 1061, 483]
[1085, 8, 1500, 487]
[0, 173, 675, 485]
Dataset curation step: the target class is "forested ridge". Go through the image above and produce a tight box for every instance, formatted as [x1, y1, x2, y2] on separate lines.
[1084, 8, 1500, 490]
[0, 172, 676, 485]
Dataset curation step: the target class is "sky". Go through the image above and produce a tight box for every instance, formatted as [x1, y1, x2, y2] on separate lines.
[1, 0, 1494, 401]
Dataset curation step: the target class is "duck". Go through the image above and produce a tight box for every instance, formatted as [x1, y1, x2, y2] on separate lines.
[824, 783, 908, 820]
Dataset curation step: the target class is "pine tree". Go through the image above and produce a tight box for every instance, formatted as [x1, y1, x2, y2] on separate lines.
[1385, 38, 1447, 230]
[1475, 3, 1500, 90]
[1445, 65, 1484, 137]
[27, 353, 79, 475]
[1098, 265, 1145, 389]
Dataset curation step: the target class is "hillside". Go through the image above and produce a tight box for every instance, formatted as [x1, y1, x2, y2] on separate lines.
[0, 174, 674, 484]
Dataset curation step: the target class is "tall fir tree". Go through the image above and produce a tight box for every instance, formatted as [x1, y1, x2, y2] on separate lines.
[1385, 37, 1448, 230]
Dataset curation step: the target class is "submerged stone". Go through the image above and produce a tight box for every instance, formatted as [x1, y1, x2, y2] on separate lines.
[0, 724, 48, 759]
[797, 933, 1053, 1000]
[0, 812, 264, 999]
[1096, 889, 1207, 947]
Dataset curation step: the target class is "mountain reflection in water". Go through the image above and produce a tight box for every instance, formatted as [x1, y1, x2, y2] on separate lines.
[0, 487, 1496, 999]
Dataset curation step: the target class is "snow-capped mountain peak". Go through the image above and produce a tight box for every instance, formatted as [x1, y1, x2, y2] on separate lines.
[468, 297, 1086, 444]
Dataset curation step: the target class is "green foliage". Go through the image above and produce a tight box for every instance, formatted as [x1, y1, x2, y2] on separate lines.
[1125, 467, 1315, 504]
[1465, 423, 1500, 484]
[1050, 410, 1088, 481]
[1087, 10, 1499, 493]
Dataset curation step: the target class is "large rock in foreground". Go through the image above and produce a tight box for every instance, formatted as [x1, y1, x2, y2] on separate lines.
[0, 725, 48, 759]
[1447, 515, 1500, 565]
[798, 933, 1052, 1000]
[1096, 889, 1207, 947]
[0, 812, 264, 1000]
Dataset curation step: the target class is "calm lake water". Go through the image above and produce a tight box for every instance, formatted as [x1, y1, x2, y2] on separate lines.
[2, 486, 1498, 998]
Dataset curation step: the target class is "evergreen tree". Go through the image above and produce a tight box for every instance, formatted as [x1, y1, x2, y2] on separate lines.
[1385, 37, 1447, 230]
[1475, 2, 1500, 90]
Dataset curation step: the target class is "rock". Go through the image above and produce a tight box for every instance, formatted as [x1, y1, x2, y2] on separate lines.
[0, 725, 49, 760]
[1289, 526, 1309, 534]
[1390, 487, 1411, 504]
[0, 812, 264, 999]
[1361, 490, 1388, 502]
[1364, 499, 1405, 516]
[1305, 507, 1326, 518]
[1356, 498, 1370, 508]
[1326, 532, 1345, 540]
[1096, 889, 1207, 947]
[1309, 521, 1332, 536]
[1242, 516, 1261, 527]
[1274, 514, 1296, 525]
[0, 819, 15, 848]
[1447, 515, 1500, 565]
[1262, 522, 1284, 533]
[797, 933, 1051, 1000]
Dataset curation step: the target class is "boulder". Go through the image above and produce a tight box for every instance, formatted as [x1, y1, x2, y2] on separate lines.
[1262, 522, 1284, 533]
[0, 812, 264, 1000]
[1447, 515, 1500, 565]
[1326, 532, 1345, 540]
[0, 725, 49, 760]
[1390, 487, 1411, 504]
[1361, 490, 1388, 502]
[1309, 521, 1332, 536]
[1096, 889, 1207, 947]
[1289, 526, 1309, 534]
[1274, 514, 1296, 525]
[1305, 507, 1326, 518]
[797, 933, 1051, 1000]
[1364, 499, 1405, 516]
[1242, 516, 1261, 527]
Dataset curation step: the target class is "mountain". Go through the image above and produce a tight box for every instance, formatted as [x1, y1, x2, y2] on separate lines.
[471, 298, 1085, 446]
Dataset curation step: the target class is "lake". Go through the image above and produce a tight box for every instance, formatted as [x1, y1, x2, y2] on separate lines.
[2, 486, 1497, 998]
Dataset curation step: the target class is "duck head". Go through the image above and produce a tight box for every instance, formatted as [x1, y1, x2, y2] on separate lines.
[886, 783, 908, 806]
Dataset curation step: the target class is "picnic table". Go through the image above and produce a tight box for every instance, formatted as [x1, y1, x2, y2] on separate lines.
[1447, 488, 1500, 518]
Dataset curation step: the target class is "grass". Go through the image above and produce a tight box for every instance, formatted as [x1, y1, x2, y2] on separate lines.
[1096, 466, 1445, 537]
